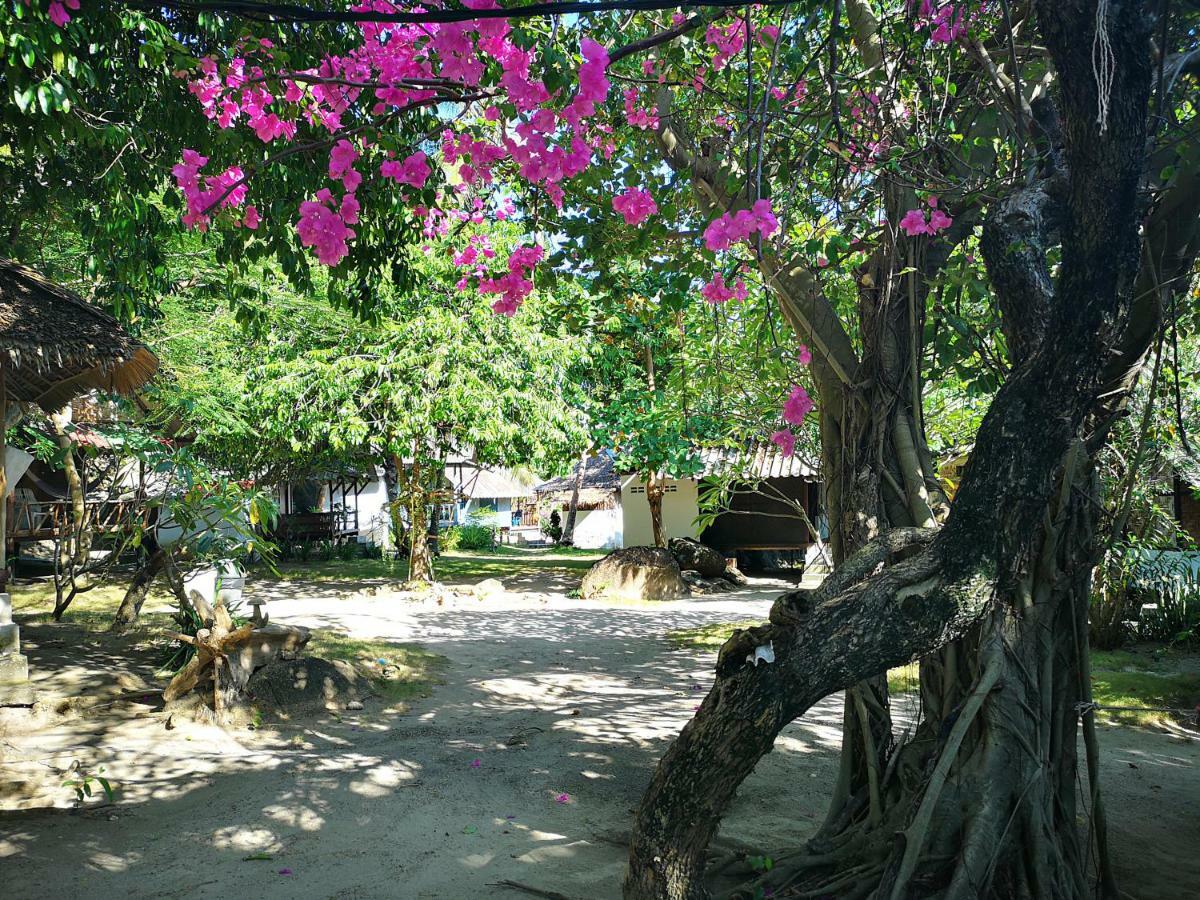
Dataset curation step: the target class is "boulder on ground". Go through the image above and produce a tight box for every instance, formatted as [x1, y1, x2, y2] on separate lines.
[668, 537, 728, 578]
[580, 546, 690, 601]
[681, 570, 730, 595]
[471, 578, 505, 600]
[721, 565, 749, 586]
[246, 657, 363, 718]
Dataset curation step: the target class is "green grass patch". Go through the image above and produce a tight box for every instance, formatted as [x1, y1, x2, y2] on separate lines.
[666, 620, 763, 650]
[11, 581, 175, 632]
[272, 546, 602, 584]
[1089, 648, 1200, 727]
[12, 579, 447, 706]
[306, 629, 448, 705]
[665, 624, 1199, 725]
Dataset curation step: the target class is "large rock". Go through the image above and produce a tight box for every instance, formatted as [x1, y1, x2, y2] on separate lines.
[681, 570, 730, 595]
[580, 547, 690, 601]
[246, 657, 363, 718]
[668, 537, 728, 578]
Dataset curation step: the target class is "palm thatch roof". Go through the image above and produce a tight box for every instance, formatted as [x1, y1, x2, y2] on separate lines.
[0, 258, 158, 411]
[536, 453, 620, 494]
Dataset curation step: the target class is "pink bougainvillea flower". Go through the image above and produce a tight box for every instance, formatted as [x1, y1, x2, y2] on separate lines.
[48, 0, 77, 27]
[797, 344, 812, 366]
[899, 202, 953, 237]
[612, 187, 657, 226]
[783, 384, 814, 425]
[243, 205, 260, 230]
[701, 273, 734, 304]
[704, 200, 779, 251]
[623, 88, 659, 130]
[380, 151, 430, 189]
[328, 139, 359, 180]
[898, 208, 930, 236]
[771, 428, 796, 457]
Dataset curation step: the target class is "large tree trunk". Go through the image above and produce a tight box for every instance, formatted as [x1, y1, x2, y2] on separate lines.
[110, 545, 170, 634]
[560, 450, 588, 546]
[50, 408, 94, 620]
[626, 3, 1155, 897]
[406, 453, 434, 584]
[646, 470, 667, 548]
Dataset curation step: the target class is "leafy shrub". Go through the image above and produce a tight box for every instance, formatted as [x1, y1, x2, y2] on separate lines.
[442, 522, 494, 551]
[1092, 545, 1200, 647]
[542, 509, 562, 543]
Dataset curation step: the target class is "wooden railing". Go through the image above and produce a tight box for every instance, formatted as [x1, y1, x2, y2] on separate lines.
[8, 497, 150, 541]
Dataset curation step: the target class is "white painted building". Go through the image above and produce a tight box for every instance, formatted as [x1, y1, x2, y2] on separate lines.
[276, 458, 536, 549]
[535, 448, 822, 557]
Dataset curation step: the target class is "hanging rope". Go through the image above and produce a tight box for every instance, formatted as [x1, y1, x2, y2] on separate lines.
[1093, 0, 1116, 133]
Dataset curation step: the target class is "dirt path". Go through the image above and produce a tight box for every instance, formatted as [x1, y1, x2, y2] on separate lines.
[2, 574, 1197, 899]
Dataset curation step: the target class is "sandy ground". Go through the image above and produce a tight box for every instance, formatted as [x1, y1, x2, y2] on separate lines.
[1, 570, 1197, 900]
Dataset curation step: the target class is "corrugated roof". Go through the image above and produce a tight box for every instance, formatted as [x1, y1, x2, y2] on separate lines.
[448, 463, 535, 499]
[536, 445, 817, 495]
[698, 443, 819, 480]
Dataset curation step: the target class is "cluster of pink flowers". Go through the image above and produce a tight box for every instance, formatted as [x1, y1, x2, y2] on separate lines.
[771, 384, 814, 456]
[173, 5, 617, 289]
[705, 18, 746, 71]
[770, 346, 816, 457]
[297, 188, 358, 265]
[770, 80, 808, 105]
[700, 273, 748, 305]
[171, 149, 253, 230]
[911, 1, 968, 44]
[328, 138, 362, 191]
[898, 196, 953, 237]
[623, 88, 659, 130]
[452, 234, 497, 269]
[770, 429, 796, 457]
[703, 200, 780, 251]
[783, 384, 814, 424]
[612, 187, 658, 226]
[479, 244, 544, 316]
[380, 151, 432, 189]
[46, 0, 79, 26]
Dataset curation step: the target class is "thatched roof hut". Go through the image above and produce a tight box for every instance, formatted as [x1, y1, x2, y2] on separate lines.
[0, 258, 158, 411]
[534, 453, 621, 510]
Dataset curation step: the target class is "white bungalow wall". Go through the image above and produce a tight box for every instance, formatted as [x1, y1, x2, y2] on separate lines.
[619, 475, 700, 548]
[355, 469, 391, 546]
[570, 507, 623, 550]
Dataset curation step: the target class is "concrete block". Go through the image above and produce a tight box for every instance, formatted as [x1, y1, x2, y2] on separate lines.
[0, 681, 34, 706]
[0, 593, 11, 626]
[0, 623, 18, 655]
[0, 652, 29, 685]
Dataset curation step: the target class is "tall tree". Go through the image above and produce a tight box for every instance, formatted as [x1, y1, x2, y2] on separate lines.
[65, 0, 1200, 895]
